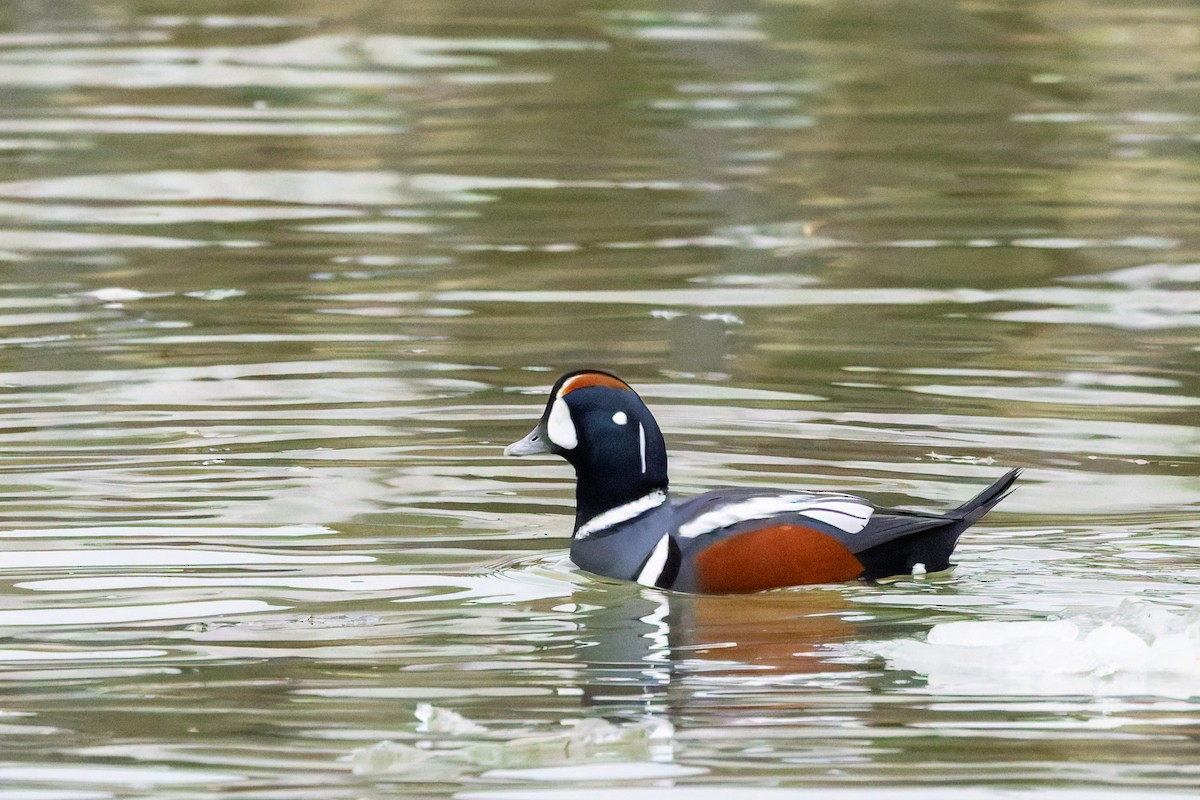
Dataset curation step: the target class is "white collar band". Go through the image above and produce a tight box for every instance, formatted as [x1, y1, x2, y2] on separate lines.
[575, 490, 667, 539]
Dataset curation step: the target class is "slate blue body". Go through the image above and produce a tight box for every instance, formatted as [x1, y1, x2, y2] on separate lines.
[506, 370, 1020, 594]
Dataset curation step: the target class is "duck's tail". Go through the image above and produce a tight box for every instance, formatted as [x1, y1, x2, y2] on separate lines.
[950, 467, 1023, 524]
[859, 468, 1022, 580]
[917, 467, 1022, 572]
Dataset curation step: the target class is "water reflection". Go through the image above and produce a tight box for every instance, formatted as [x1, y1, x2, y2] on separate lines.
[0, 32, 606, 89]
[0, 0, 1198, 796]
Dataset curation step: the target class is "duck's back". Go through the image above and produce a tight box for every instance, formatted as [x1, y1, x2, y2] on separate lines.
[636, 469, 1020, 593]
[661, 487, 941, 592]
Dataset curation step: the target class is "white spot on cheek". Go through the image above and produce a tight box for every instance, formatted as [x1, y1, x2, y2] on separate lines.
[612, 411, 627, 425]
[546, 397, 577, 450]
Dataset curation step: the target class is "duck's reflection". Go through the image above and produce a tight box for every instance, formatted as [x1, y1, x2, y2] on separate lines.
[666, 589, 856, 672]
[570, 583, 858, 709]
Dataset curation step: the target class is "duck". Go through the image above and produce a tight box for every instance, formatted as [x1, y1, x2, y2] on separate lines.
[505, 369, 1021, 594]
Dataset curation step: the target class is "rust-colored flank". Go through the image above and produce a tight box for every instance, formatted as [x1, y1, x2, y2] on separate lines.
[694, 524, 865, 593]
[559, 372, 633, 396]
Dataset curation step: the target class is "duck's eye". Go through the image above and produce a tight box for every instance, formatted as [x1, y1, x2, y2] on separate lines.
[612, 411, 628, 425]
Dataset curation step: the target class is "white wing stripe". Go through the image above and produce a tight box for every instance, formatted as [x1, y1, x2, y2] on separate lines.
[808, 500, 871, 519]
[798, 508, 870, 533]
[677, 494, 873, 538]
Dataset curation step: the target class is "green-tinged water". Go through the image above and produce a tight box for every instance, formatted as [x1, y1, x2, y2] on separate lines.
[0, 1, 1198, 797]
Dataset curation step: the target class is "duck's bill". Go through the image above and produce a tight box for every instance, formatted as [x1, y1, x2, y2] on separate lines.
[504, 425, 551, 456]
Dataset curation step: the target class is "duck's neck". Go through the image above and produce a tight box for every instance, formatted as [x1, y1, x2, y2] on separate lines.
[573, 469, 668, 534]
[574, 488, 667, 539]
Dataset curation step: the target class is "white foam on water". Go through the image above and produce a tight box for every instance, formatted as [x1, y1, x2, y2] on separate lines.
[859, 601, 1200, 698]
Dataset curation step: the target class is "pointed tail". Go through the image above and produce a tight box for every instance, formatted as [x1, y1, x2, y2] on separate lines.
[912, 467, 1022, 575]
[951, 467, 1022, 523]
[856, 468, 1022, 579]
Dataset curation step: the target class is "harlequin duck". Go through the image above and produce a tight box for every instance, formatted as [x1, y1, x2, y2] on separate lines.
[505, 369, 1021, 594]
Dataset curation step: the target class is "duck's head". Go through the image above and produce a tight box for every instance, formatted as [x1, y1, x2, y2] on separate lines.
[505, 370, 668, 527]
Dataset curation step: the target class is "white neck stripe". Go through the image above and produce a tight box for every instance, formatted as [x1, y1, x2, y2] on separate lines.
[638, 422, 647, 474]
[575, 490, 667, 539]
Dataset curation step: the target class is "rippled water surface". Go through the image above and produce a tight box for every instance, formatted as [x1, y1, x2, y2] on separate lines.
[1, 1, 1199, 797]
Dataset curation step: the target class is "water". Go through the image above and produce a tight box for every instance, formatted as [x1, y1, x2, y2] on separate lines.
[0, 0, 1198, 796]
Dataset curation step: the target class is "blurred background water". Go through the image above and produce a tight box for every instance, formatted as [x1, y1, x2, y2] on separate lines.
[0, 0, 1198, 797]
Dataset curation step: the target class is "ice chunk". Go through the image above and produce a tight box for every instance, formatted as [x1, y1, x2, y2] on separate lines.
[350, 709, 674, 780]
[859, 601, 1200, 698]
[351, 740, 429, 775]
[466, 717, 670, 768]
[925, 619, 1079, 647]
[416, 703, 487, 735]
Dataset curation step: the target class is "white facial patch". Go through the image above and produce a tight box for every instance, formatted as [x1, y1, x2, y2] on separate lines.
[545, 396, 578, 450]
[677, 494, 872, 538]
[612, 411, 628, 425]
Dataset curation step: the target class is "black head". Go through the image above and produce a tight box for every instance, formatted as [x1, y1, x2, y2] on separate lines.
[505, 370, 668, 527]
